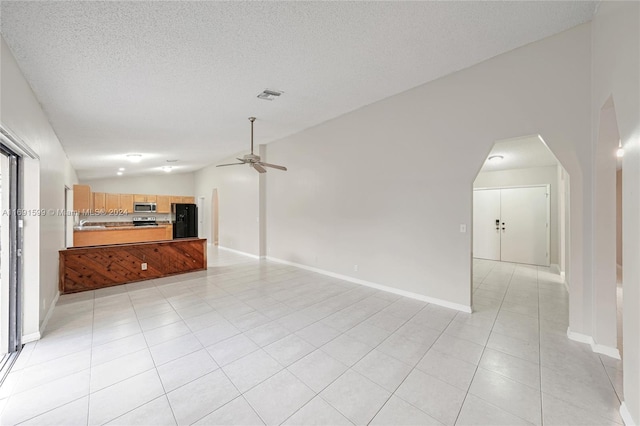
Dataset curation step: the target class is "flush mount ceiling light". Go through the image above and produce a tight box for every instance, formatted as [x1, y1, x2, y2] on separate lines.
[161, 166, 172, 173]
[488, 155, 504, 162]
[126, 154, 142, 163]
[617, 140, 625, 158]
[118, 167, 125, 171]
[257, 89, 283, 101]
[117, 171, 123, 176]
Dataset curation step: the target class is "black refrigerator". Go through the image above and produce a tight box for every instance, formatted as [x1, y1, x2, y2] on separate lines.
[172, 203, 198, 239]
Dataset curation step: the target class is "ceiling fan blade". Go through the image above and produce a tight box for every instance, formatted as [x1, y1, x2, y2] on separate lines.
[216, 162, 245, 167]
[258, 162, 287, 171]
[251, 163, 267, 173]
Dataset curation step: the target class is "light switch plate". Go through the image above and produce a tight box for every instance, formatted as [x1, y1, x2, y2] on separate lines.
[460, 224, 467, 233]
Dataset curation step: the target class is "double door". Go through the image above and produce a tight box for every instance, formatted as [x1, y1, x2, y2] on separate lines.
[473, 186, 549, 266]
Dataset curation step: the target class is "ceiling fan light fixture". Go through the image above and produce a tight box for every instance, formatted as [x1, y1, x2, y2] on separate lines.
[215, 117, 287, 173]
[488, 155, 504, 162]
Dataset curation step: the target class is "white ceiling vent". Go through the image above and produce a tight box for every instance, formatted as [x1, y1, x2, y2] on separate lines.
[257, 89, 283, 101]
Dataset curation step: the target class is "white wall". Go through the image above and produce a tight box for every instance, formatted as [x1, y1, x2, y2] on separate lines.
[0, 37, 78, 338]
[194, 158, 259, 256]
[264, 24, 591, 311]
[616, 169, 622, 268]
[591, 2, 640, 424]
[84, 172, 195, 195]
[474, 166, 559, 265]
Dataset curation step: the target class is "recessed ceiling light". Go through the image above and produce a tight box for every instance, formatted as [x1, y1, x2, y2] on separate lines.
[488, 155, 504, 162]
[118, 167, 125, 171]
[117, 171, 123, 176]
[126, 154, 142, 163]
[161, 166, 172, 173]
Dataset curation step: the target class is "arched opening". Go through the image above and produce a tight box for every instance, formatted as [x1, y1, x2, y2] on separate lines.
[470, 133, 570, 355]
[593, 96, 623, 360]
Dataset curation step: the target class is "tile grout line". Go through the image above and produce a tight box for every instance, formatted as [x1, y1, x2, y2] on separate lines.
[537, 266, 545, 426]
[280, 297, 442, 425]
[452, 261, 514, 425]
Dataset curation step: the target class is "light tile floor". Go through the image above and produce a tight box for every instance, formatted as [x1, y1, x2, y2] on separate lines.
[0, 249, 624, 425]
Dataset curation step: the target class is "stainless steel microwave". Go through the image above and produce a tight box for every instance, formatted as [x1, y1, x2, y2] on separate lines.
[133, 202, 157, 213]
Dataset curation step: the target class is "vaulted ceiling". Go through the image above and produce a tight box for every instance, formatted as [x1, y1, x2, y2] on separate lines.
[0, 1, 597, 179]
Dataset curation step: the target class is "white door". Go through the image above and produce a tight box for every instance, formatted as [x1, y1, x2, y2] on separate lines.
[473, 186, 550, 266]
[473, 189, 501, 261]
[500, 186, 549, 266]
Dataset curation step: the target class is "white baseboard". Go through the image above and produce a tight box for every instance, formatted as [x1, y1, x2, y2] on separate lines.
[620, 402, 636, 426]
[266, 256, 472, 313]
[39, 291, 60, 337]
[21, 332, 41, 344]
[550, 263, 560, 274]
[22, 291, 60, 344]
[216, 245, 262, 260]
[567, 327, 621, 360]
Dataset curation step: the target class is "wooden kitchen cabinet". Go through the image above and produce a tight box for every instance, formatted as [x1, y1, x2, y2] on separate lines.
[106, 193, 133, 214]
[134, 194, 157, 203]
[105, 193, 120, 211]
[157, 195, 171, 213]
[170, 196, 195, 204]
[119, 194, 133, 213]
[93, 192, 106, 213]
[73, 185, 92, 212]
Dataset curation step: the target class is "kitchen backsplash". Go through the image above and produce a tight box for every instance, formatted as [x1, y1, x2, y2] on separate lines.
[77, 213, 172, 223]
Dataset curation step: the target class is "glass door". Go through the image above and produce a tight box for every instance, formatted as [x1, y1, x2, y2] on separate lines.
[0, 145, 20, 358]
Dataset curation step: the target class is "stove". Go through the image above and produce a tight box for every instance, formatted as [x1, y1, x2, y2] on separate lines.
[133, 216, 158, 227]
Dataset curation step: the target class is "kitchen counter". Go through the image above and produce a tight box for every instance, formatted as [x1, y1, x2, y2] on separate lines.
[74, 224, 171, 231]
[73, 223, 173, 247]
[60, 238, 207, 293]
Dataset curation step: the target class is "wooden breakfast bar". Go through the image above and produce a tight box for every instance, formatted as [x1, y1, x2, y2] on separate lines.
[59, 238, 207, 294]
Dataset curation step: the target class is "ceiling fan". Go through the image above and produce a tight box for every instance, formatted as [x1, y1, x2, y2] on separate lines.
[216, 117, 287, 173]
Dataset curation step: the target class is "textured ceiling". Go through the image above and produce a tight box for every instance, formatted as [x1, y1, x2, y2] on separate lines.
[0, 1, 596, 179]
[480, 135, 559, 173]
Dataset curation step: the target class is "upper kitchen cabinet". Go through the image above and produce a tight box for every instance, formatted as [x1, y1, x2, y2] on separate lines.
[93, 192, 106, 213]
[133, 194, 156, 202]
[105, 193, 119, 211]
[120, 194, 134, 213]
[170, 196, 195, 204]
[105, 193, 133, 213]
[156, 195, 171, 213]
[73, 185, 92, 211]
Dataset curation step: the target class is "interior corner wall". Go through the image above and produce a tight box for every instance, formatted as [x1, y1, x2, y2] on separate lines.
[616, 169, 622, 268]
[265, 23, 592, 310]
[0, 37, 79, 337]
[83, 173, 195, 196]
[473, 166, 560, 265]
[193, 157, 259, 257]
[591, 2, 640, 424]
